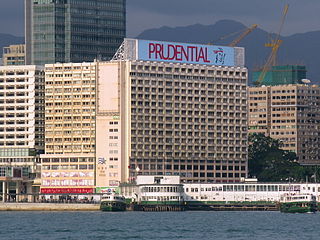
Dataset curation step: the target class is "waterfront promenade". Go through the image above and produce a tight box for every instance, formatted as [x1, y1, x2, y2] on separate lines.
[0, 203, 100, 211]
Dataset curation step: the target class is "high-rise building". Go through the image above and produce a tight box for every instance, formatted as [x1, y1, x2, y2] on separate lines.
[101, 39, 248, 183]
[0, 65, 45, 202]
[41, 62, 97, 194]
[2, 45, 26, 66]
[25, 0, 126, 65]
[253, 65, 307, 86]
[248, 84, 320, 165]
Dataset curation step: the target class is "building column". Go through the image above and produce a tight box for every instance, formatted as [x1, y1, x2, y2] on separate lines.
[27, 183, 33, 202]
[2, 181, 6, 202]
[6, 182, 9, 202]
[16, 181, 20, 202]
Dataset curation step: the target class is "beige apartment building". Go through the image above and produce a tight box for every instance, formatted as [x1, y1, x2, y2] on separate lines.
[2, 45, 26, 66]
[41, 61, 126, 194]
[248, 84, 320, 164]
[0, 65, 44, 202]
[41, 63, 97, 194]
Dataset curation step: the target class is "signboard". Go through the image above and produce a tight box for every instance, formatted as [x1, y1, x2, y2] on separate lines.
[96, 187, 120, 194]
[137, 40, 235, 66]
[40, 188, 94, 194]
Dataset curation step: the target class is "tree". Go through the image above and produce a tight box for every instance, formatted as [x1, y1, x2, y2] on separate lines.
[248, 133, 312, 182]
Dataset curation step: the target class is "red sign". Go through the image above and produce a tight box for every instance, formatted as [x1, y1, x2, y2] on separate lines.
[148, 43, 210, 63]
[41, 188, 94, 194]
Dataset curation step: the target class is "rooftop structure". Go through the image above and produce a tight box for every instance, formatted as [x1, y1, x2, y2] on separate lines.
[253, 65, 307, 86]
[2, 44, 26, 66]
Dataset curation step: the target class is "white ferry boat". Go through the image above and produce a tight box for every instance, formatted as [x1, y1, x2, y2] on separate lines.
[100, 193, 126, 211]
[280, 193, 317, 213]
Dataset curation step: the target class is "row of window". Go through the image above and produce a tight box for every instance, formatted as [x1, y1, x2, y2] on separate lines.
[131, 65, 247, 76]
[42, 165, 94, 170]
[132, 79, 246, 89]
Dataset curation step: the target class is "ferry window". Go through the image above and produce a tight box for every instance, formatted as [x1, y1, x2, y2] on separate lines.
[195, 188, 198, 192]
[227, 185, 233, 191]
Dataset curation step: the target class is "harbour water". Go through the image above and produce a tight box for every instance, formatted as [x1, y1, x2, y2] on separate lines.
[1, 211, 319, 240]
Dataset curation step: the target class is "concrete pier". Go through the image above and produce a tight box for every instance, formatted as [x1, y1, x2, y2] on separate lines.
[0, 203, 100, 211]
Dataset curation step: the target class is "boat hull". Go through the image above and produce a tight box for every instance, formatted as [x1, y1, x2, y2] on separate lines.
[100, 201, 126, 211]
[280, 202, 317, 213]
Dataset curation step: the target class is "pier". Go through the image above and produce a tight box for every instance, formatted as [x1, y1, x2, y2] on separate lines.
[0, 203, 100, 211]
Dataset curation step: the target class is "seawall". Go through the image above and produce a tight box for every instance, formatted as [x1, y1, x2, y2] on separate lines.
[0, 203, 100, 211]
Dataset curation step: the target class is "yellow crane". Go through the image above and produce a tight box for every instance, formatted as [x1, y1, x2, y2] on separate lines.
[228, 24, 258, 47]
[255, 4, 289, 86]
[209, 24, 258, 46]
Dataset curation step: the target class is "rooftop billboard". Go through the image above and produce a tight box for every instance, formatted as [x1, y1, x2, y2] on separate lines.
[137, 40, 235, 67]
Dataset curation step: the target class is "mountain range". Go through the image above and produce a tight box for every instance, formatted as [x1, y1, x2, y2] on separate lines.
[0, 21, 318, 84]
[137, 20, 320, 84]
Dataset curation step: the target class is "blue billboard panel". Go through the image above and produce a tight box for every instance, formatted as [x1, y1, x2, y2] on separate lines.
[137, 40, 235, 66]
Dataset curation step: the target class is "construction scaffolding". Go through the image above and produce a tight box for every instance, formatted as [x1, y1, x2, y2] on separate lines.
[252, 65, 307, 86]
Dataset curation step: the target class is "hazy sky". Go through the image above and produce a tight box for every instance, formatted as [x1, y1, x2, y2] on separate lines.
[1, 0, 319, 37]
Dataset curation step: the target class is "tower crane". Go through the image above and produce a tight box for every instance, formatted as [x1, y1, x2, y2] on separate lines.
[209, 24, 258, 46]
[255, 4, 289, 86]
[228, 24, 258, 47]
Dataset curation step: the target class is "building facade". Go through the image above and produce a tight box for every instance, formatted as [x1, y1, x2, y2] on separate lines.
[40, 39, 249, 195]
[0, 65, 45, 202]
[2, 44, 26, 66]
[25, 0, 126, 65]
[41, 62, 97, 194]
[98, 39, 249, 183]
[248, 84, 320, 164]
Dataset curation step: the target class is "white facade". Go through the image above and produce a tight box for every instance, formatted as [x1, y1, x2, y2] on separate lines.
[127, 176, 320, 204]
[0, 65, 45, 201]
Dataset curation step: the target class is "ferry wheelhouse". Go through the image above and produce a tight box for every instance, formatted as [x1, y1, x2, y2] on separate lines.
[136, 176, 184, 205]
